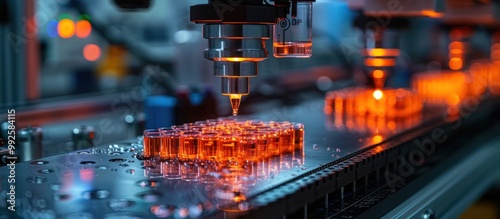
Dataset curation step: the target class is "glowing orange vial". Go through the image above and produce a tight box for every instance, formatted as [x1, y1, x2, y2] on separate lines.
[239, 134, 259, 162]
[159, 129, 180, 160]
[179, 131, 200, 161]
[278, 123, 294, 153]
[200, 132, 218, 161]
[293, 123, 305, 150]
[218, 133, 241, 162]
[143, 129, 161, 158]
[261, 128, 281, 157]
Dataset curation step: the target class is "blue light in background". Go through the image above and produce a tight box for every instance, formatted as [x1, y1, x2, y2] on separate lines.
[46, 20, 58, 38]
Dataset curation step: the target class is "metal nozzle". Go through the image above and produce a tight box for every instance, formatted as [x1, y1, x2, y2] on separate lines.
[221, 77, 250, 95]
[203, 24, 270, 62]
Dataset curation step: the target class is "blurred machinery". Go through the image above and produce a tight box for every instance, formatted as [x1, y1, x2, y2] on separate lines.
[2, 0, 500, 219]
[190, 0, 315, 115]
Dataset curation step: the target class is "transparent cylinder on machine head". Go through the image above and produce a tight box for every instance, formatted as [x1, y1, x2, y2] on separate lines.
[273, 1, 312, 58]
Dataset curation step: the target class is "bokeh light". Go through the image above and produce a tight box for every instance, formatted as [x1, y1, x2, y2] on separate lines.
[76, 20, 92, 38]
[46, 20, 58, 38]
[58, 19, 75, 38]
[373, 89, 384, 100]
[83, 44, 101, 61]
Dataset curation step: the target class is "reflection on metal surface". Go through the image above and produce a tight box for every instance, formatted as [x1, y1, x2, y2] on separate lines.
[325, 108, 422, 135]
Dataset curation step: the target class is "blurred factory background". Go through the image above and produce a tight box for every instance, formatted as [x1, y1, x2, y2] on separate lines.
[1, 0, 500, 218]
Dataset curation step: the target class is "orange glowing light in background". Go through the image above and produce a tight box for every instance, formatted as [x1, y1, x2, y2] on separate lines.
[421, 10, 443, 18]
[449, 57, 463, 70]
[372, 135, 383, 144]
[363, 48, 400, 57]
[373, 70, 385, 79]
[373, 89, 384, 100]
[57, 19, 75, 38]
[364, 58, 396, 67]
[83, 44, 101, 61]
[76, 20, 92, 38]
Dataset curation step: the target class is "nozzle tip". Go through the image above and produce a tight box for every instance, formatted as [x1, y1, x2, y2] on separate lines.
[229, 94, 242, 116]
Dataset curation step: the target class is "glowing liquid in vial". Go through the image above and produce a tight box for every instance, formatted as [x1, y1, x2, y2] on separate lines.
[160, 133, 180, 159]
[218, 134, 240, 162]
[264, 129, 281, 157]
[143, 136, 161, 158]
[293, 123, 304, 150]
[200, 133, 218, 161]
[240, 134, 258, 162]
[255, 133, 269, 159]
[280, 128, 294, 153]
[180, 132, 200, 161]
[273, 42, 312, 58]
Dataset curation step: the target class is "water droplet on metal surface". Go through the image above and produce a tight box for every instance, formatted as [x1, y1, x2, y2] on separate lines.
[108, 199, 136, 211]
[177, 207, 190, 218]
[150, 204, 176, 218]
[125, 169, 135, 175]
[82, 189, 110, 200]
[80, 161, 96, 165]
[96, 165, 108, 170]
[136, 179, 161, 188]
[137, 191, 162, 202]
[313, 144, 318, 150]
[109, 158, 127, 163]
[38, 169, 55, 174]
[49, 183, 61, 191]
[54, 193, 71, 201]
[27, 176, 47, 184]
[119, 163, 129, 167]
[31, 160, 49, 165]
[77, 151, 90, 154]
[327, 147, 330, 151]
